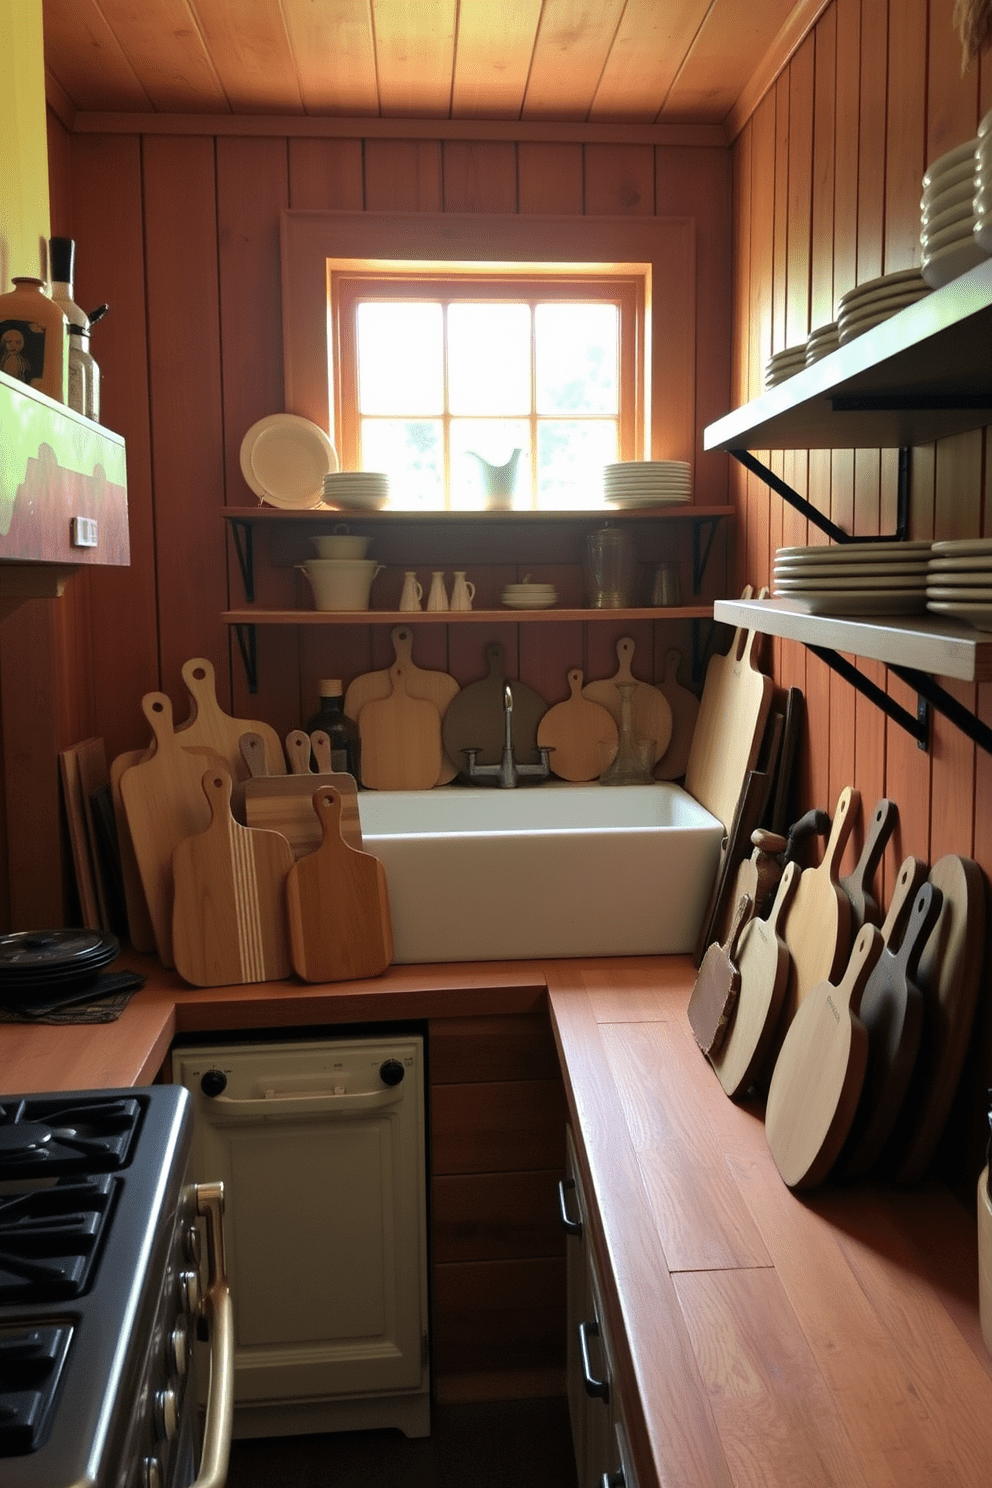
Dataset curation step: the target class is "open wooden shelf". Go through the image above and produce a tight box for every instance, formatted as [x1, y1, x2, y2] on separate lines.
[225, 604, 712, 626]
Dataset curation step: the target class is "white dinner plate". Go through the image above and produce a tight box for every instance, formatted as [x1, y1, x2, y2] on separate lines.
[931, 538, 992, 557]
[926, 601, 992, 630]
[774, 560, 930, 579]
[837, 278, 927, 317]
[604, 494, 691, 506]
[922, 234, 989, 288]
[922, 139, 977, 187]
[777, 540, 931, 561]
[838, 288, 931, 328]
[921, 157, 977, 204]
[926, 585, 992, 600]
[774, 573, 928, 591]
[920, 176, 977, 217]
[921, 218, 977, 255]
[240, 414, 338, 508]
[920, 197, 973, 234]
[776, 591, 928, 615]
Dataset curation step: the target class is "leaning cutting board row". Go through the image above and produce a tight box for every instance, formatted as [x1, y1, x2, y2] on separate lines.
[688, 786, 986, 1191]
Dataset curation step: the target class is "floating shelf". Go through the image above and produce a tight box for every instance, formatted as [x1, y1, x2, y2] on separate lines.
[224, 605, 713, 626]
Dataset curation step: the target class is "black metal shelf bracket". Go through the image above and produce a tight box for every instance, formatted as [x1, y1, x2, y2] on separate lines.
[890, 665, 992, 756]
[234, 623, 258, 695]
[730, 447, 910, 544]
[229, 517, 256, 603]
[691, 515, 723, 594]
[808, 645, 930, 749]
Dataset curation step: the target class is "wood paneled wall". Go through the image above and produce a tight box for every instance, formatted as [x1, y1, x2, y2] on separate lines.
[731, 0, 992, 1189]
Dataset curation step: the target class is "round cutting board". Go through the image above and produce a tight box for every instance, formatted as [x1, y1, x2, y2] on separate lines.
[581, 637, 673, 763]
[537, 669, 618, 782]
[654, 649, 699, 780]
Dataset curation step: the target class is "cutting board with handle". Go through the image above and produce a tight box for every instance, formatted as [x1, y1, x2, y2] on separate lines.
[714, 828, 786, 949]
[285, 785, 392, 982]
[359, 662, 442, 791]
[285, 729, 312, 776]
[537, 669, 618, 782]
[711, 859, 800, 1098]
[118, 693, 224, 967]
[110, 748, 157, 953]
[839, 797, 898, 932]
[581, 637, 673, 763]
[886, 854, 986, 1184]
[441, 641, 546, 773]
[172, 765, 294, 987]
[840, 860, 938, 1179]
[176, 656, 285, 780]
[765, 922, 884, 1190]
[654, 648, 699, 780]
[688, 893, 753, 1057]
[684, 589, 774, 831]
[780, 785, 858, 1034]
[241, 731, 362, 857]
[345, 627, 460, 784]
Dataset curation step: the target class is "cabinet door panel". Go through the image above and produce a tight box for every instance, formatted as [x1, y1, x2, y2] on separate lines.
[432, 1256, 565, 1373]
[432, 1170, 566, 1262]
[430, 1012, 559, 1083]
[431, 1079, 567, 1174]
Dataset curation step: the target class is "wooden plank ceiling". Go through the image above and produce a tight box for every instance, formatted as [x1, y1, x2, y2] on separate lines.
[42, 0, 803, 126]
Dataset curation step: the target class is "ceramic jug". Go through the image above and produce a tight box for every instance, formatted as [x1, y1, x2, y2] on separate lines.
[427, 571, 449, 611]
[450, 571, 475, 611]
[466, 449, 522, 511]
[399, 571, 423, 611]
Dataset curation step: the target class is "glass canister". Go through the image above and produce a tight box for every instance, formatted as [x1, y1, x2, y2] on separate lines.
[584, 525, 635, 608]
[0, 276, 69, 403]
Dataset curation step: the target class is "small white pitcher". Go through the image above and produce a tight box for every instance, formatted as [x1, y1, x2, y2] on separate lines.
[427, 571, 449, 611]
[399, 571, 423, 611]
[450, 571, 476, 611]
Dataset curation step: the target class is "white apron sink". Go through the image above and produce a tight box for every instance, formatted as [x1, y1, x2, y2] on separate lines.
[357, 782, 723, 964]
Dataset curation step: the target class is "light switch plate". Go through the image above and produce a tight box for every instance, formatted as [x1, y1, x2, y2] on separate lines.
[71, 516, 99, 547]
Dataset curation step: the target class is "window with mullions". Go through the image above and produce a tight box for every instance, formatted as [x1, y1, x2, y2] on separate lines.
[333, 275, 642, 510]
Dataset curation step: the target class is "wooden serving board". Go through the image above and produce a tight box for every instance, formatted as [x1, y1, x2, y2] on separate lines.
[172, 765, 294, 987]
[780, 784, 858, 1033]
[441, 641, 547, 773]
[711, 859, 800, 1098]
[241, 731, 362, 858]
[359, 662, 442, 791]
[714, 828, 786, 950]
[654, 648, 699, 780]
[839, 797, 898, 932]
[537, 669, 617, 782]
[344, 627, 460, 784]
[765, 923, 884, 1191]
[286, 785, 393, 982]
[581, 637, 673, 764]
[110, 747, 157, 953]
[176, 656, 285, 780]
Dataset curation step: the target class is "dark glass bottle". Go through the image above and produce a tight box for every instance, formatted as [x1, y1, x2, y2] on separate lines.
[305, 678, 361, 780]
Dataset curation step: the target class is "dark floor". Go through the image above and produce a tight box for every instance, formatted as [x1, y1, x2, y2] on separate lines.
[225, 1396, 578, 1488]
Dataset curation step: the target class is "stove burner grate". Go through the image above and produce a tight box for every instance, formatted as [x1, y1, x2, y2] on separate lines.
[0, 1325, 73, 1456]
[0, 1097, 141, 1178]
[0, 1174, 115, 1305]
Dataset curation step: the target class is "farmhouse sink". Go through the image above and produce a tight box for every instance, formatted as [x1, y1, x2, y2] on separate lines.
[357, 782, 723, 964]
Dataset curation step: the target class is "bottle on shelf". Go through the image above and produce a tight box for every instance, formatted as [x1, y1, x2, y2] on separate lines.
[305, 679, 361, 780]
[0, 275, 69, 404]
[49, 237, 100, 420]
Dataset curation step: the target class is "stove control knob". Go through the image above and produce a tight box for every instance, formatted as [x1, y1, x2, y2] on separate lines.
[200, 1069, 227, 1097]
[181, 1268, 201, 1315]
[171, 1324, 188, 1377]
[142, 1456, 163, 1488]
[379, 1058, 405, 1086]
[155, 1386, 178, 1440]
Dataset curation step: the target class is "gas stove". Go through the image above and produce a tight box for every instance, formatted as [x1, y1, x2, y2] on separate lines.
[0, 1085, 230, 1488]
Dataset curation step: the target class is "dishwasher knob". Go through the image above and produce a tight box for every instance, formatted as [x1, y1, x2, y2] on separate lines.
[379, 1059, 405, 1086]
[200, 1069, 227, 1097]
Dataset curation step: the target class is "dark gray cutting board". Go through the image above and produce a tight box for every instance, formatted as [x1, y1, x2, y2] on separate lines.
[441, 641, 547, 774]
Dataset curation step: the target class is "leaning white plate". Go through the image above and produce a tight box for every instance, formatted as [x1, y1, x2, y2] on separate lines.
[241, 414, 338, 508]
[927, 601, 992, 630]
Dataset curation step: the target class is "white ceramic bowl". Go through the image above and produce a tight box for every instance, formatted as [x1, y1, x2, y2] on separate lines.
[311, 533, 370, 559]
[298, 558, 384, 610]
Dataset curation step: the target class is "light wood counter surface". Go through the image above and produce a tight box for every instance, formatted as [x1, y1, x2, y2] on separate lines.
[2, 951, 990, 1487]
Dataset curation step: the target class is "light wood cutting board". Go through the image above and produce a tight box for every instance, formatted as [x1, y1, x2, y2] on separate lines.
[765, 923, 884, 1190]
[537, 669, 617, 782]
[119, 693, 224, 967]
[286, 785, 393, 982]
[688, 893, 752, 1057]
[780, 784, 858, 1034]
[241, 731, 362, 858]
[654, 648, 699, 780]
[172, 765, 294, 987]
[176, 656, 286, 780]
[345, 626, 460, 784]
[441, 641, 547, 773]
[839, 797, 898, 932]
[110, 747, 157, 953]
[359, 662, 443, 791]
[581, 637, 673, 763]
[683, 591, 774, 831]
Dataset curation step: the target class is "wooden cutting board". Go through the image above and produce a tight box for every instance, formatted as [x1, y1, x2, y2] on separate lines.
[888, 854, 986, 1184]
[537, 669, 618, 782]
[441, 641, 547, 773]
[176, 656, 285, 778]
[285, 785, 393, 982]
[285, 729, 312, 775]
[654, 648, 699, 780]
[839, 797, 898, 932]
[780, 784, 858, 1033]
[110, 747, 157, 953]
[172, 765, 294, 987]
[714, 828, 786, 950]
[840, 862, 940, 1179]
[359, 662, 442, 790]
[581, 637, 673, 763]
[711, 859, 800, 1098]
[683, 594, 774, 831]
[345, 627, 460, 784]
[241, 731, 362, 858]
[688, 893, 753, 1056]
[118, 693, 223, 967]
[765, 923, 884, 1190]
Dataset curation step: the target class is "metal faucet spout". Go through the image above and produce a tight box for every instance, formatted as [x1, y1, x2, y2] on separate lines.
[461, 681, 553, 788]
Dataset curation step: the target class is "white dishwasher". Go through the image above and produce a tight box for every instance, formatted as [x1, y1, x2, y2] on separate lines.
[172, 1031, 429, 1440]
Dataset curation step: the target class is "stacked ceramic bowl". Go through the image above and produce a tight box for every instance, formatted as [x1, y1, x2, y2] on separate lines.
[926, 538, 992, 631]
[975, 108, 992, 253]
[835, 269, 931, 344]
[772, 540, 933, 615]
[501, 577, 557, 609]
[322, 471, 390, 510]
[764, 346, 807, 387]
[602, 461, 691, 507]
[921, 136, 988, 289]
[806, 322, 840, 364]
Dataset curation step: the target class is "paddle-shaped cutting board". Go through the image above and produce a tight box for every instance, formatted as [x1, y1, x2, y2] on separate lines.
[840, 864, 940, 1179]
[286, 786, 392, 982]
[765, 923, 884, 1190]
[688, 893, 753, 1056]
[441, 641, 547, 773]
[581, 637, 673, 764]
[241, 731, 362, 858]
[683, 592, 774, 831]
[119, 693, 223, 967]
[839, 797, 898, 932]
[537, 669, 618, 782]
[711, 859, 799, 1098]
[172, 766, 294, 987]
[176, 656, 285, 778]
[780, 785, 858, 1033]
[110, 747, 157, 953]
[344, 627, 460, 784]
[654, 648, 699, 780]
[359, 662, 442, 791]
[285, 729, 312, 775]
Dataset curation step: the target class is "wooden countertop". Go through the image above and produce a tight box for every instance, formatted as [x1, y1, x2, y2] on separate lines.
[2, 952, 990, 1486]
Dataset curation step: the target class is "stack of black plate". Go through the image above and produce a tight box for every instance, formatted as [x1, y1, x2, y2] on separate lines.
[0, 930, 121, 1012]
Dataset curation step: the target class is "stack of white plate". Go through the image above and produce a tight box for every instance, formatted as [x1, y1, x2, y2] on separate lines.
[806, 322, 840, 364]
[920, 136, 987, 289]
[772, 540, 933, 615]
[974, 107, 992, 253]
[322, 471, 390, 510]
[764, 346, 807, 388]
[835, 269, 931, 345]
[926, 538, 992, 630]
[501, 580, 558, 609]
[240, 414, 339, 509]
[603, 461, 691, 507]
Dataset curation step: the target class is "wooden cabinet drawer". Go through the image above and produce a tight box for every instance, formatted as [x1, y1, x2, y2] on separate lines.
[431, 1079, 567, 1174]
[429, 1012, 560, 1084]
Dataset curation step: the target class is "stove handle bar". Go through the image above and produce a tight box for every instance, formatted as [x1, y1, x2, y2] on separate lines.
[192, 1181, 234, 1488]
[203, 1085, 403, 1118]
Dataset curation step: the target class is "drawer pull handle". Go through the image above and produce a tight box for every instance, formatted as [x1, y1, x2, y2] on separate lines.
[578, 1318, 610, 1402]
[558, 1177, 583, 1236]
